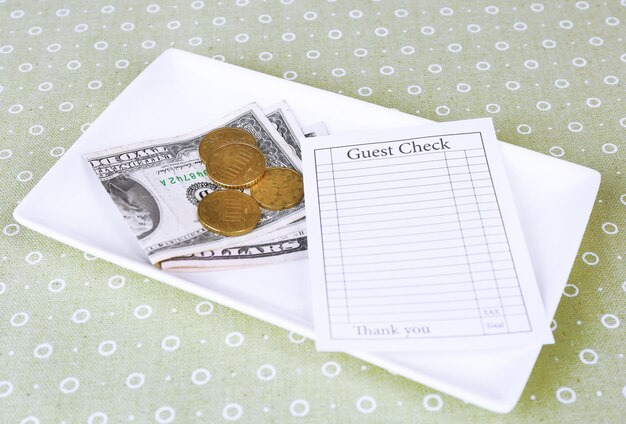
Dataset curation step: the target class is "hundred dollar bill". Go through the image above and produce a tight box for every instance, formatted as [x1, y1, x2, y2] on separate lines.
[160, 101, 313, 270]
[85, 103, 304, 264]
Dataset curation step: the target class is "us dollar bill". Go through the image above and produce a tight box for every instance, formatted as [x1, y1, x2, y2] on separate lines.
[85, 103, 304, 264]
[265, 101, 307, 159]
[160, 101, 314, 270]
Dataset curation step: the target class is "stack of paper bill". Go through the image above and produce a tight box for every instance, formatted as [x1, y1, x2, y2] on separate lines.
[85, 101, 325, 271]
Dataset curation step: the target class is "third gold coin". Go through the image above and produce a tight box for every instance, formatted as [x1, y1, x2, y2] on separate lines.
[250, 167, 304, 210]
[197, 190, 261, 236]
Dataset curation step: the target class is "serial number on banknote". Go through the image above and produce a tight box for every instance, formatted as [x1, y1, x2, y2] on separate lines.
[159, 169, 208, 186]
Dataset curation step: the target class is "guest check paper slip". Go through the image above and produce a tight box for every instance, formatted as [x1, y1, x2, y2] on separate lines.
[302, 118, 554, 352]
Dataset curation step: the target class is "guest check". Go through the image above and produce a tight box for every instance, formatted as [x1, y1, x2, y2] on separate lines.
[302, 118, 554, 352]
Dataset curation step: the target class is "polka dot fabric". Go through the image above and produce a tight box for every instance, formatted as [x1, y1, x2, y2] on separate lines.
[0, 1, 624, 422]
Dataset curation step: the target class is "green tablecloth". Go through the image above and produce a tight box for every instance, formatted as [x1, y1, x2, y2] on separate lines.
[1, 1, 623, 422]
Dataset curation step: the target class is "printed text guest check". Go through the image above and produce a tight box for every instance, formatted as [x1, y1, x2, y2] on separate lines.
[302, 119, 554, 351]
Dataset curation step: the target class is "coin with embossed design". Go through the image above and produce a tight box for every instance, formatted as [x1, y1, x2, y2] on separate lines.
[250, 167, 304, 210]
[197, 190, 261, 236]
[206, 143, 266, 189]
[199, 127, 257, 164]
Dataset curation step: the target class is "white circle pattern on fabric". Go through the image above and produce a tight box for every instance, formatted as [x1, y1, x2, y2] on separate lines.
[48, 278, 66, 293]
[582, 252, 599, 265]
[321, 361, 342, 378]
[10, 312, 29, 327]
[161, 335, 181, 351]
[289, 399, 310, 417]
[495, 41, 509, 51]
[563, 284, 579, 297]
[107, 275, 125, 289]
[504, 81, 521, 91]
[601, 144, 618, 154]
[98, 340, 117, 356]
[154, 406, 176, 424]
[256, 364, 276, 381]
[288, 332, 306, 344]
[17, 171, 33, 182]
[441, 7, 455, 16]
[29, 125, 45, 136]
[71, 309, 91, 324]
[601, 223, 618, 234]
[125, 373, 146, 389]
[407, 85, 422, 95]
[9, 104, 24, 114]
[556, 387, 577, 404]
[25, 251, 42, 263]
[222, 403, 243, 421]
[423, 394, 444, 411]
[0, 381, 14, 398]
[258, 52, 273, 62]
[33, 343, 53, 359]
[356, 395, 377, 413]
[87, 412, 108, 424]
[600, 314, 620, 329]
[283, 71, 297, 80]
[358, 87, 372, 97]
[133, 304, 152, 319]
[59, 377, 80, 394]
[447, 43, 462, 53]
[87, 80, 102, 90]
[327, 29, 342, 40]
[486, 104, 500, 114]
[579, 349, 599, 365]
[282, 32, 295, 42]
[194, 301, 214, 315]
[191, 368, 211, 385]
[225, 332, 244, 347]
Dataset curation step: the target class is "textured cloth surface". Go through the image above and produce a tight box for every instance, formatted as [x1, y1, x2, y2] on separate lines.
[0, 1, 624, 422]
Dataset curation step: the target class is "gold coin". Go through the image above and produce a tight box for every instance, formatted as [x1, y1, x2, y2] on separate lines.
[206, 143, 266, 189]
[197, 190, 261, 236]
[250, 167, 304, 210]
[199, 127, 257, 164]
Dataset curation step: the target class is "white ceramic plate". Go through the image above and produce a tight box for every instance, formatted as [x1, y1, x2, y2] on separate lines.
[14, 49, 600, 413]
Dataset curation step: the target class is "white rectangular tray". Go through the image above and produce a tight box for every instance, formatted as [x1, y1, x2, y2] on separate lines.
[14, 49, 600, 413]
